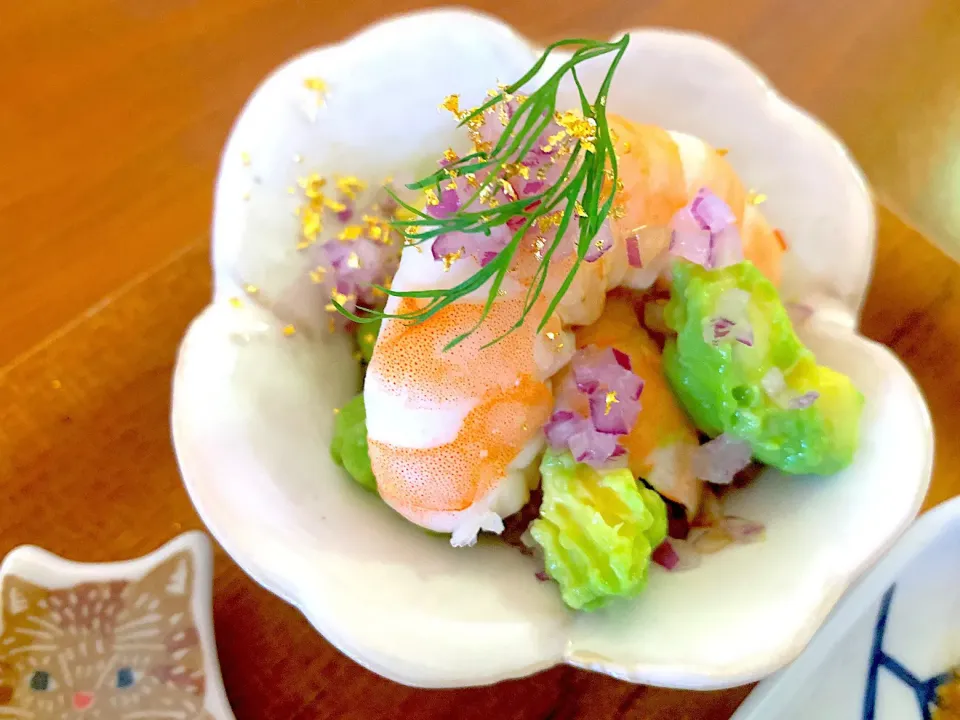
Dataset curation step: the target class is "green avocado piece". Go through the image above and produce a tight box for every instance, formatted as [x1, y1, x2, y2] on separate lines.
[663, 260, 864, 475]
[531, 450, 668, 611]
[330, 393, 377, 492]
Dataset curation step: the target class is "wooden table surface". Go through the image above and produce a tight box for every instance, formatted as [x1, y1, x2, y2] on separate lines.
[2, 1, 960, 718]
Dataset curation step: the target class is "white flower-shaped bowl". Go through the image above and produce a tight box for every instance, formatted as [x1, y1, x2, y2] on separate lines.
[171, 8, 933, 689]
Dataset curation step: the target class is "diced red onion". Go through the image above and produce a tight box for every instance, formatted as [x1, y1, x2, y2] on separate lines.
[723, 516, 766, 544]
[668, 189, 744, 269]
[426, 188, 461, 219]
[612, 348, 632, 371]
[690, 187, 737, 232]
[626, 234, 643, 268]
[705, 289, 753, 346]
[692, 434, 753, 485]
[545, 345, 645, 468]
[535, 571, 550, 582]
[789, 391, 820, 409]
[524, 180, 545, 195]
[653, 539, 701, 571]
[652, 541, 680, 570]
[670, 228, 712, 266]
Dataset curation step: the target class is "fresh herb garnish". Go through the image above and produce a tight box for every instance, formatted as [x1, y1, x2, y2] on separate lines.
[336, 35, 629, 350]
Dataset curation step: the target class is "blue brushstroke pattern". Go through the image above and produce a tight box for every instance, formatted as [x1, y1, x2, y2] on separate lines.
[863, 584, 952, 720]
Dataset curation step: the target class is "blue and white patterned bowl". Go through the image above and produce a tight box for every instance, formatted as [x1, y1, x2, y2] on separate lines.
[733, 496, 960, 719]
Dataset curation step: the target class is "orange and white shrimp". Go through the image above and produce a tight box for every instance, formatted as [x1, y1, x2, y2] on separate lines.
[365, 113, 786, 544]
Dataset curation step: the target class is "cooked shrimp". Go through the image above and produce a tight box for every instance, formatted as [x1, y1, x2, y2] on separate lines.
[365, 114, 785, 543]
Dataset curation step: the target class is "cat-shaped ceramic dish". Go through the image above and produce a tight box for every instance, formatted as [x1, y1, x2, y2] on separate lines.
[0, 532, 234, 719]
[171, 9, 933, 689]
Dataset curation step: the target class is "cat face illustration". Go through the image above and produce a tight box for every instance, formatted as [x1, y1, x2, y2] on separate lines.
[0, 552, 211, 719]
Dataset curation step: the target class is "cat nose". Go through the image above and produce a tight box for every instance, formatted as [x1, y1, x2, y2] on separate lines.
[72, 691, 95, 710]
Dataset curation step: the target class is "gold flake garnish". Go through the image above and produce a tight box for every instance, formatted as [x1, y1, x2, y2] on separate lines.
[443, 148, 459, 163]
[445, 180, 457, 190]
[424, 188, 439, 206]
[546, 331, 556, 341]
[748, 190, 767, 205]
[604, 391, 619, 415]
[440, 94, 461, 117]
[346, 252, 361, 269]
[622, 141, 632, 154]
[612, 205, 626, 220]
[336, 176, 366, 199]
[324, 198, 347, 213]
[244, 284, 259, 295]
[283, 324, 297, 337]
[325, 289, 352, 312]
[229, 297, 243, 309]
[338, 225, 363, 241]
[556, 111, 597, 153]
[240, 151, 251, 166]
[442, 249, 463, 271]
[301, 206, 322, 241]
[328, 317, 336, 333]
[299, 173, 326, 198]
[465, 174, 480, 189]
[296, 240, 312, 251]
[304, 77, 327, 93]
[574, 202, 587, 218]
[716, 148, 729, 157]
[309, 266, 327, 283]
[333, 407, 340, 415]
[498, 178, 518, 202]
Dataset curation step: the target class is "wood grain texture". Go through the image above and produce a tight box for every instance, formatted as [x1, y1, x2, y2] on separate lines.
[2, 0, 960, 717]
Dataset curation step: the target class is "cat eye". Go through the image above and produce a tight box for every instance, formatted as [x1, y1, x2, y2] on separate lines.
[115, 667, 136, 689]
[28, 671, 56, 692]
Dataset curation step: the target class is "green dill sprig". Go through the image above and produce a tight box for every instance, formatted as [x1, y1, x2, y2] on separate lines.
[335, 35, 629, 350]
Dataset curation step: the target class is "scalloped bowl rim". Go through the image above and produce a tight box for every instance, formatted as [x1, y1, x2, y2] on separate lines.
[172, 8, 932, 690]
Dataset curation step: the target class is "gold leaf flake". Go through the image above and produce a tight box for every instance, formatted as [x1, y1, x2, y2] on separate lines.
[748, 190, 767, 205]
[611, 205, 626, 220]
[309, 267, 326, 283]
[443, 148, 459, 163]
[716, 148, 729, 157]
[346, 252, 361, 269]
[283, 324, 297, 337]
[244, 284, 259, 295]
[442, 249, 463, 271]
[424, 188, 439, 206]
[604, 391, 619, 415]
[337, 225, 363, 241]
[498, 178, 518, 202]
[336, 176, 366, 199]
[440, 94, 460, 116]
[304, 77, 327, 93]
[574, 202, 587, 218]
[229, 297, 243, 309]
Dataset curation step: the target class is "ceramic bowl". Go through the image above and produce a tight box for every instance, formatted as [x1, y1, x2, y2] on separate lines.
[171, 8, 933, 689]
[731, 496, 960, 719]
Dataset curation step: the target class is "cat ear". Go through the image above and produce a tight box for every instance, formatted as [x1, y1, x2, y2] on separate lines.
[138, 551, 195, 599]
[1, 576, 48, 620]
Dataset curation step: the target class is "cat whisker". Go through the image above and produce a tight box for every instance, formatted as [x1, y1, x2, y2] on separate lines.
[24, 615, 64, 636]
[115, 629, 161, 641]
[7, 644, 57, 655]
[0, 708, 34, 718]
[13, 628, 54, 641]
[57, 655, 73, 687]
[95, 653, 118, 689]
[114, 614, 162, 632]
